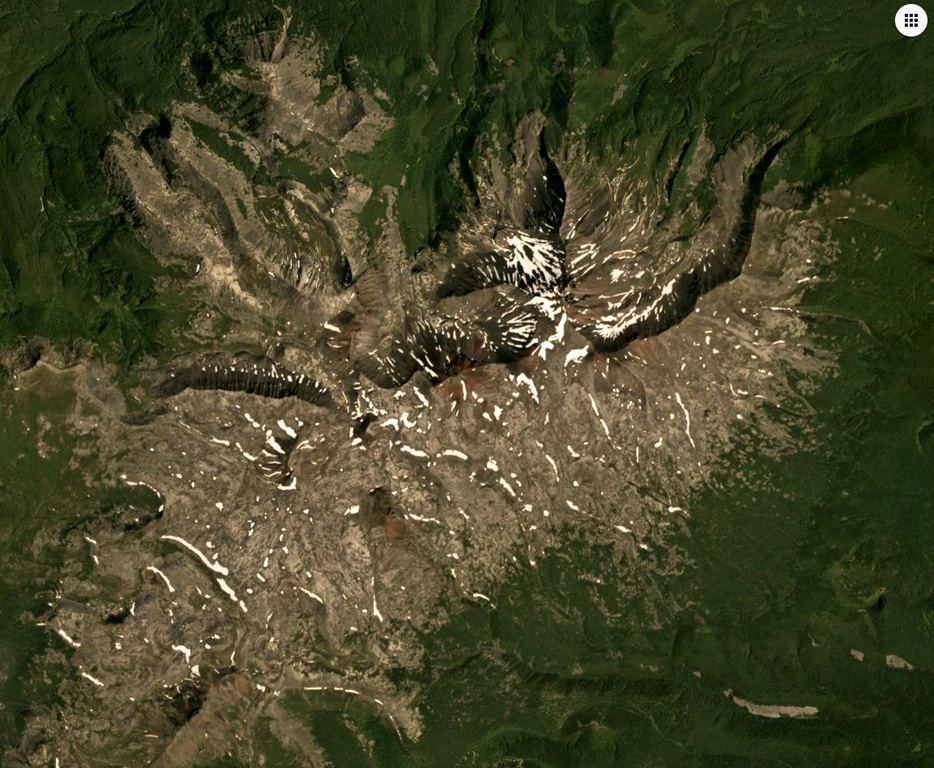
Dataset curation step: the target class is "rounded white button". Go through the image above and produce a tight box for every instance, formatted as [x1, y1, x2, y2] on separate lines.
[896, 4, 928, 36]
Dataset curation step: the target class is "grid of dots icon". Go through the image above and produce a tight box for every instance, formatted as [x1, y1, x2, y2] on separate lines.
[905, 12, 920, 27]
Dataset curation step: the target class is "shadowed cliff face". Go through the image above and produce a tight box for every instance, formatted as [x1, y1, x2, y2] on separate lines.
[154, 353, 331, 405]
[345, 116, 784, 390]
[436, 115, 785, 355]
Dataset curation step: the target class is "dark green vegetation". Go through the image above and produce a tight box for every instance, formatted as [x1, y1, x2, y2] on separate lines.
[0, 365, 164, 749]
[2, 0, 933, 765]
